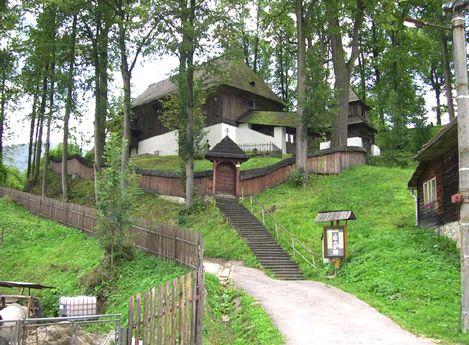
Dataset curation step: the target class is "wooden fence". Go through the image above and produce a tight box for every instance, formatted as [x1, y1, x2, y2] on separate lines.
[127, 272, 201, 345]
[48, 147, 367, 198]
[0, 186, 205, 344]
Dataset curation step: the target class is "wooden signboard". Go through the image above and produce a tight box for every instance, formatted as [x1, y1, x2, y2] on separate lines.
[322, 225, 347, 259]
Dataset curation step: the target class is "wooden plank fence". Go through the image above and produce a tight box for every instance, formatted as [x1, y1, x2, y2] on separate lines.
[0, 186, 205, 345]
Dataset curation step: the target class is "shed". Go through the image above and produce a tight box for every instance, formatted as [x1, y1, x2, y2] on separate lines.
[408, 118, 459, 228]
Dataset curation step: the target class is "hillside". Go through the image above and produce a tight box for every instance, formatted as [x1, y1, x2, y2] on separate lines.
[0, 198, 282, 344]
[244, 165, 466, 344]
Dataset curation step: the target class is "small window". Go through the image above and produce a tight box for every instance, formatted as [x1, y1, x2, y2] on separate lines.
[423, 177, 437, 205]
[249, 81, 256, 87]
[247, 99, 255, 108]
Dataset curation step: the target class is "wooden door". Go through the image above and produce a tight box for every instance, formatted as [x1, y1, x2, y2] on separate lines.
[215, 161, 236, 195]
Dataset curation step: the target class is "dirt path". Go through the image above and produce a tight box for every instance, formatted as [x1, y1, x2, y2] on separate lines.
[204, 260, 434, 345]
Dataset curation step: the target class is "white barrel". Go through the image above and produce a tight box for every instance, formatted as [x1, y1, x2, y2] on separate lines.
[59, 296, 97, 317]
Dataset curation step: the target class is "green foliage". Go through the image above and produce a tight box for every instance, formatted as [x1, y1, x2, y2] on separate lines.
[304, 45, 336, 136]
[0, 164, 26, 189]
[48, 142, 82, 161]
[0, 198, 185, 319]
[243, 165, 468, 343]
[204, 273, 284, 345]
[286, 169, 306, 187]
[96, 134, 140, 267]
[160, 79, 208, 158]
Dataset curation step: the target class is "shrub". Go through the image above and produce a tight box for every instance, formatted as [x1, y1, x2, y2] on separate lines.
[48, 143, 82, 161]
[287, 169, 306, 187]
[95, 134, 140, 267]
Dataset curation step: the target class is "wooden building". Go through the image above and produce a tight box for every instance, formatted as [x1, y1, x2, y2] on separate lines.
[408, 118, 459, 236]
[130, 58, 376, 156]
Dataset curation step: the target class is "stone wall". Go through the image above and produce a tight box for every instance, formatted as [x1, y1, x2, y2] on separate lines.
[434, 221, 461, 248]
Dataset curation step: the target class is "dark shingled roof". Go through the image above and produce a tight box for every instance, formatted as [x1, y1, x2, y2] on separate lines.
[408, 118, 458, 188]
[205, 136, 248, 161]
[132, 58, 283, 108]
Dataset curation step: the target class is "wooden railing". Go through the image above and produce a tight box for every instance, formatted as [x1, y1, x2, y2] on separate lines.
[0, 186, 205, 344]
[248, 195, 317, 271]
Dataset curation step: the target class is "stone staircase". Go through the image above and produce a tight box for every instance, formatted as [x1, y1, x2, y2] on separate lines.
[215, 196, 303, 280]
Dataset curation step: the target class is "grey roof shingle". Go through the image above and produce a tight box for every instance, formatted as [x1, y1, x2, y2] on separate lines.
[132, 58, 283, 108]
[205, 136, 248, 161]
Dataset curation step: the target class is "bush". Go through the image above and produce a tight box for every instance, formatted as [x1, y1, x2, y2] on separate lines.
[48, 143, 82, 161]
[287, 169, 306, 187]
[96, 134, 140, 267]
[0, 164, 25, 189]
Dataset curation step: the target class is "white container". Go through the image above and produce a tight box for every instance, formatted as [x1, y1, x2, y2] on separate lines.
[319, 141, 331, 150]
[59, 296, 97, 317]
[371, 144, 381, 156]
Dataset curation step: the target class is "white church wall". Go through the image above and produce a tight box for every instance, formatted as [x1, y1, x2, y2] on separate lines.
[319, 137, 364, 150]
[138, 129, 179, 156]
[136, 122, 289, 156]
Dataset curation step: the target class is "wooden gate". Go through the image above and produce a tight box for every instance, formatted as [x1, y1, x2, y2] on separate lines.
[215, 161, 236, 195]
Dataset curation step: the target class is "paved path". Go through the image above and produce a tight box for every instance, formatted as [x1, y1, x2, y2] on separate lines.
[204, 260, 434, 345]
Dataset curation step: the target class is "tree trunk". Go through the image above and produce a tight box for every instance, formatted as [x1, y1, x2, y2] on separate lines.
[0, 73, 6, 165]
[328, 0, 362, 148]
[118, 21, 132, 172]
[42, 58, 55, 197]
[439, 31, 455, 121]
[33, 70, 48, 185]
[27, 86, 39, 181]
[62, 14, 77, 201]
[295, 0, 308, 184]
[184, 0, 196, 209]
[435, 86, 442, 126]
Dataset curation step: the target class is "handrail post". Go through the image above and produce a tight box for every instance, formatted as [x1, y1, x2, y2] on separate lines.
[274, 222, 278, 239]
[250, 195, 253, 212]
[261, 208, 265, 225]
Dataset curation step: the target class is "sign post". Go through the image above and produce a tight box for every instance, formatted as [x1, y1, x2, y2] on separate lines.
[315, 211, 356, 270]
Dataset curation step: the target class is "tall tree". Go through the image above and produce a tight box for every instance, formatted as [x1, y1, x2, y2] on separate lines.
[106, 0, 160, 173]
[62, 13, 78, 201]
[327, 0, 364, 148]
[295, 0, 308, 184]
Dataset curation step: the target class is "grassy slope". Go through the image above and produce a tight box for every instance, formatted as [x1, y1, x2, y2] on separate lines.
[0, 198, 277, 344]
[245, 165, 467, 344]
[0, 198, 186, 318]
[33, 172, 258, 266]
[131, 154, 291, 172]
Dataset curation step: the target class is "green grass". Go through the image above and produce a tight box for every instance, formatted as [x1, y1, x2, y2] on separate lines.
[179, 201, 259, 267]
[32, 172, 258, 267]
[203, 274, 284, 345]
[131, 154, 291, 172]
[243, 165, 467, 344]
[0, 197, 187, 319]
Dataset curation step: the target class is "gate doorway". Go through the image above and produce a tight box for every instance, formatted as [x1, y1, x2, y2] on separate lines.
[215, 161, 236, 195]
[205, 136, 248, 197]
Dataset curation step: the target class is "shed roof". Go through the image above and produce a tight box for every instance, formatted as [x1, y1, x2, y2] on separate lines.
[205, 136, 248, 161]
[413, 117, 458, 162]
[315, 210, 356, 223]
[408, 118, 458, 188]
[132, 58, 283, 108]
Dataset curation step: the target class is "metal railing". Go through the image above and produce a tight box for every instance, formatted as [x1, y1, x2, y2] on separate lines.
[2, 314, 122, 345]
[248, 195, 317, 270]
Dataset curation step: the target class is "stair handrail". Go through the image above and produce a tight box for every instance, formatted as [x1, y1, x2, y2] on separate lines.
[249, 195, 317, 270]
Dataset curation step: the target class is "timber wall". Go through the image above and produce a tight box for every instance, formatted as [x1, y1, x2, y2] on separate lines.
[49, 147, 367, 197]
